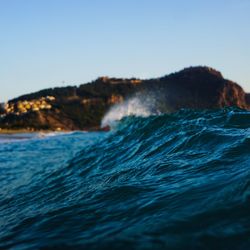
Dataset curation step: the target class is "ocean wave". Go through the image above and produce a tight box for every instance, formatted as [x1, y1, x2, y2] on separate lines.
[101, 94, 162, 127]
[0, 108, 250, 249]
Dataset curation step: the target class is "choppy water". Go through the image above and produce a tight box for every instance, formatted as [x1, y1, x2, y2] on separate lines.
[0, 108, 250, 250]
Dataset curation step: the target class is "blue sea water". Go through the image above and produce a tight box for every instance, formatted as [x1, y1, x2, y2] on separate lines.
[0, 108, 250, 250]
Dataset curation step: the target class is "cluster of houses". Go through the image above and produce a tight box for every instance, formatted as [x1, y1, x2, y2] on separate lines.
[3, 96, 56, 116]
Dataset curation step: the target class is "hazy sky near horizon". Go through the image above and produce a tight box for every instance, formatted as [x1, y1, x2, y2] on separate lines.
[0, 0, 250, 102]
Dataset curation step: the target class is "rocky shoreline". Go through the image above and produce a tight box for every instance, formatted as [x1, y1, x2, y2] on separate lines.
[0, 66, 249, 132]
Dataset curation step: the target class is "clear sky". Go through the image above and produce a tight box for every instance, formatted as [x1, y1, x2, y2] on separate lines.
[0, 0, 250, 102]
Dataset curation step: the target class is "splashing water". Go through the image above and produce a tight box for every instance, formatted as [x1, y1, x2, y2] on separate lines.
[101, 94, 161, 127]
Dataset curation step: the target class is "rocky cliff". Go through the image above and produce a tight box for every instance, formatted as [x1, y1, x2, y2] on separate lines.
[245, 93, 250, 106]
[147, 67, 249, 111]
[0, 66, 249, 131]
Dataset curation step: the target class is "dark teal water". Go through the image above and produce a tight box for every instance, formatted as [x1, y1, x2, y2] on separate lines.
[0, 108, 250, 250]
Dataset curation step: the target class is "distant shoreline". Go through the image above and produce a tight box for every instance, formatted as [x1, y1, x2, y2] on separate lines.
[0, 129, 67, 135]
[1, 67, 249, 133]
[0, 126, 110, 134]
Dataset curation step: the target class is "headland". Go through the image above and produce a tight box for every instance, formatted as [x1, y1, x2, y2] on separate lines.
[0, 66, 249, 132]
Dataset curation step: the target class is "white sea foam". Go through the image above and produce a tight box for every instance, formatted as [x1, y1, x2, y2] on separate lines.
[101, 94, 160, 127]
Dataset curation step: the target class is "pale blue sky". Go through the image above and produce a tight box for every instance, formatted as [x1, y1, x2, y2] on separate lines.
[0, 0, 250, 102]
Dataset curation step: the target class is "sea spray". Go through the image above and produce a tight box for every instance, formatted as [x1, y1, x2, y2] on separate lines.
[101, 93, 162, 127]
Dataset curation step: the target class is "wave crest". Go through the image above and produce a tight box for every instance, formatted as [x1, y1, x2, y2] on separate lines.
[101, 94, 162, 127]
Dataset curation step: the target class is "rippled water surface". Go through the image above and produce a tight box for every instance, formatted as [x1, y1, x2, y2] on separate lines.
[0, 108, 250, 250]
